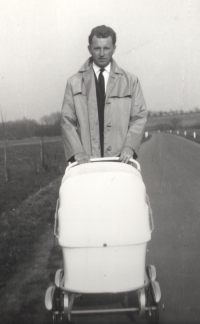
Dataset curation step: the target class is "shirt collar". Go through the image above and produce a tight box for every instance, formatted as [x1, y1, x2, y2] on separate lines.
[78, 58, 123, 75]
[93, 62, 111, 74]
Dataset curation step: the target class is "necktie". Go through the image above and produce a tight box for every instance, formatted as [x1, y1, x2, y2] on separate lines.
[98, 68, 105, 96]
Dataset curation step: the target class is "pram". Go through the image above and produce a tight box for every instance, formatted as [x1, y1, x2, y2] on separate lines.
[45, 157, 164, 323]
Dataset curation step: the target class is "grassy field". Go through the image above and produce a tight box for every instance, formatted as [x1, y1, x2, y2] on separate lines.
[0, 137, 67, 287]
[0, 137, 66, 214]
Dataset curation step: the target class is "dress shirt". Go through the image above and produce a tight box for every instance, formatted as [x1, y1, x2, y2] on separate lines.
[93, 62, 111, 93]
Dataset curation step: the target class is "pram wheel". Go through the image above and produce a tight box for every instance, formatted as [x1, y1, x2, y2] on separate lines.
[146, 265, 157, 282]
[138, 288, 146, 317]
[45, 285, 65, 323]
[146, 281, 165, 324]
[64, 292, 75, 322]
[45, 286, 56, 311]
[52, 313, 63, 324]
[55, 269, 64, 288]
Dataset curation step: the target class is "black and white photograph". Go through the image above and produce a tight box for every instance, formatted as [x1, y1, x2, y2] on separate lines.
[0, 1, 200, 323]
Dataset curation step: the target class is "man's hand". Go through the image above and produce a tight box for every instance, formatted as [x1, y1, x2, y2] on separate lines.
[119, 147, 134, 164]
[74, 152, 90, 165]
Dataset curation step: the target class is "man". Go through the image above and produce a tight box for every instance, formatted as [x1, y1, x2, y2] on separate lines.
[61, 25, 147, 164]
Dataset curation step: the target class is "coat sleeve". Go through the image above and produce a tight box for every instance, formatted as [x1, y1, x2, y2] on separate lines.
[124, 77, 147, 158]
[61, 81, 84, 161]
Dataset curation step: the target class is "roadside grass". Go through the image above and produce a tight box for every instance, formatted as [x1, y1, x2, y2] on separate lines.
[0, 137, 66, 287]
[0, 137, 66, 214]
[0, 176, 61, 287]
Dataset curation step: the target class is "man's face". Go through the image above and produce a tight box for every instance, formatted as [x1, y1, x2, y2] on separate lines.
[88, 36, 116, 68]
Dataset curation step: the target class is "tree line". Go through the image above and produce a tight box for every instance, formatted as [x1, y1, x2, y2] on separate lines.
[1, 108, 200, 140]
[148, 107, 200, 117]
[0, 112, 61, 140]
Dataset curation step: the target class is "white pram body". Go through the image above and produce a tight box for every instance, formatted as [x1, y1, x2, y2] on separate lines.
[45, 158, 164, 323]
[58, 159, 151, 293]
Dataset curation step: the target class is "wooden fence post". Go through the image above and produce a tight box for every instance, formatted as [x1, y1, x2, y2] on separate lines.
[40, 137, 44, 167]
[1, 111, 8, 182]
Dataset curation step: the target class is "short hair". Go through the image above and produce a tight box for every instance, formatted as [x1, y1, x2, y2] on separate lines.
[88, 25, 117, 46]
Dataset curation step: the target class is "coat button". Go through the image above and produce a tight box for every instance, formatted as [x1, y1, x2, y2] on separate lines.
[107, 146, 111, 151]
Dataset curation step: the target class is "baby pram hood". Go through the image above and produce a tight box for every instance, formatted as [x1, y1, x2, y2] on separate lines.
[58, 160, 152, 248]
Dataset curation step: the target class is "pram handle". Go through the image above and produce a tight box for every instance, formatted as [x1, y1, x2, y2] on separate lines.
[66, 157, 141, 172]
[146, 194, 154, 231]
[54, 198, 59, 238]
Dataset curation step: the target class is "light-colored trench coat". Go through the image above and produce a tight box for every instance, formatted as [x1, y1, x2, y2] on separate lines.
[61, 58, 147, 161]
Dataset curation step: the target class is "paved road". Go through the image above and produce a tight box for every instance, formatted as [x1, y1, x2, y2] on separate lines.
[139, 132, 200, 324]
[2, 132, 200, 324]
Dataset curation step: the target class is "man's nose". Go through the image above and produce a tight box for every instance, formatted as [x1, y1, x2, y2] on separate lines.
[100, 48, 105, 57]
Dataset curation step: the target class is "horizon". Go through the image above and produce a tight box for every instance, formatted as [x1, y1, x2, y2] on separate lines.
[1, 107, 200, 125]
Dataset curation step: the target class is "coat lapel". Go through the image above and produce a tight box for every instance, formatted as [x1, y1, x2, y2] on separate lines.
[81, 62, 99, 140]
[105, 60, 123, 100]
[106, 72, 119, 101]
[82, 69, 96, 99]
[78, 58, 95, 97]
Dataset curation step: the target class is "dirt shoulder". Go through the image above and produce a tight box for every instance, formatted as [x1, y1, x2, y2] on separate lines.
[0, 178, 63, 324]
[0, 225, 62, 324]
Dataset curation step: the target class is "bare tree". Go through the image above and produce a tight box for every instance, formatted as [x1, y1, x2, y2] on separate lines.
[194, 106, 200, 113]
[40, 112, 61, 125]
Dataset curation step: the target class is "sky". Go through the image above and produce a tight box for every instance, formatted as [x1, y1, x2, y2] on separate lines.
[0, 0, 200, 121]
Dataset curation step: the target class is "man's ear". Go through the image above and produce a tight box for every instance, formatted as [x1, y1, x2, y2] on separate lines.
[113, 45, 116, 54]
[88, 45, 91, 55]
